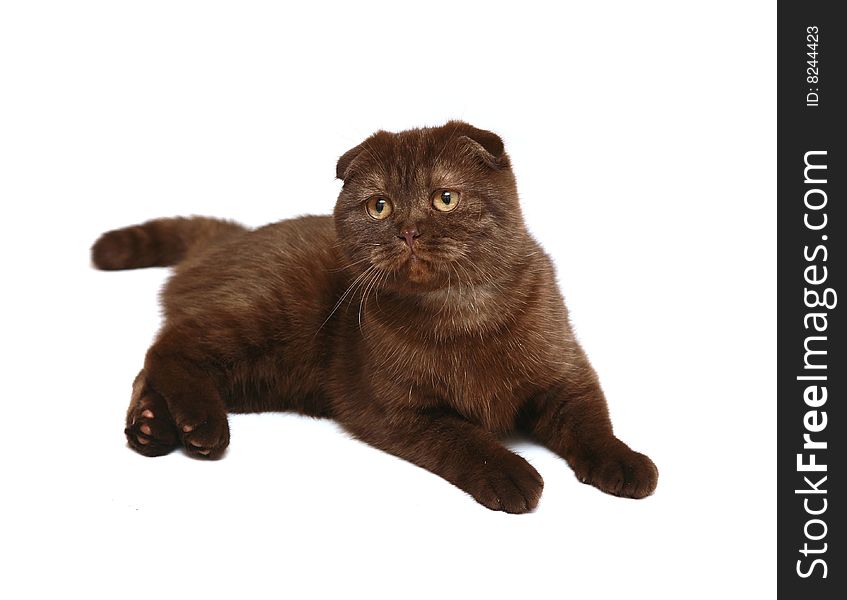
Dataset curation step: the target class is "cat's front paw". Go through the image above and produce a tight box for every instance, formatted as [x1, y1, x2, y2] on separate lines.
[571, 439, 658, 499]
[462, 450, 544, 514]
[178, 414, 230, 459]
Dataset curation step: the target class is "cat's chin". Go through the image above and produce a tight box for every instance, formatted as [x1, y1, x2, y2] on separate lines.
[405, 255, 433, 284]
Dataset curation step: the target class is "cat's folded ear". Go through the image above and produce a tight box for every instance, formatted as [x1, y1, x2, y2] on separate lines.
[336, 143, 365, 180]
[449, 121, 510, 170]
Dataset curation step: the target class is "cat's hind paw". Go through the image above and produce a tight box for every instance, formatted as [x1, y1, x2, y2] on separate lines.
[177, 414, 230, 460]
[125, 393, 179, 457]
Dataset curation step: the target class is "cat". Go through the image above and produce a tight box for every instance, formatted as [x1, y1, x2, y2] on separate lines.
[92, 121, 658, 513]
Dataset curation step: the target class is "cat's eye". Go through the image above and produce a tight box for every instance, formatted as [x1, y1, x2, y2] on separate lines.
[432, 189, 460, 212]
[365, 196, 393, 220]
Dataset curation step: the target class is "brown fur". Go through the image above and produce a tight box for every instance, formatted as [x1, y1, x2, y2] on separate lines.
[92, 121, 657, 512]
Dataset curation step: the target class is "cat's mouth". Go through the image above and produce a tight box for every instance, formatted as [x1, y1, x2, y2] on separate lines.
[368, 239, 468, 291]
[372, 245, 439, 287]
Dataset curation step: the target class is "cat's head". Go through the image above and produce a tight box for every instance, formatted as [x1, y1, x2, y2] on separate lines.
[333, 121, 529, 294]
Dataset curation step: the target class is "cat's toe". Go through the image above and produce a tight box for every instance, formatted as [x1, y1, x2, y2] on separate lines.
[125, 404, 178, 457]
[178, 416, 230, 459]
[574, 442, 658, 499]
[466, 451, 544, 514]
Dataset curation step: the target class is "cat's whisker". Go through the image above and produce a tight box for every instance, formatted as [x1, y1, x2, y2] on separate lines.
[314, 265, 376, 336]
[359, 138, 381, 165]
[345, 265, 377, 311]
[357, 271, 373, 329]
[431, 121, 462, 165]
[373, 267, 390, 313]
[330, 255, 373, 273]
[357, 267, 383, 332]
[433, 265, 453, 320]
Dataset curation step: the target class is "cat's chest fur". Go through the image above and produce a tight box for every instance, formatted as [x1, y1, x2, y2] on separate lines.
[362, 291, 554, 431]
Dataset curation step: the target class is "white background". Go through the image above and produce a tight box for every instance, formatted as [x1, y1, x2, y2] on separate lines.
[0, 1, 775, 598]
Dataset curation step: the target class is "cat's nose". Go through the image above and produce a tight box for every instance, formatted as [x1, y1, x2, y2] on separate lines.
[399, 226, 420, 249]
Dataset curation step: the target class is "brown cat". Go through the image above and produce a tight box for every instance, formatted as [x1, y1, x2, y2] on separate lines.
[92, 121, 657, 513]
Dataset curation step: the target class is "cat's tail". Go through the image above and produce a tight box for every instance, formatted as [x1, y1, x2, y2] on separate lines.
[91, 216, 247, 270]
